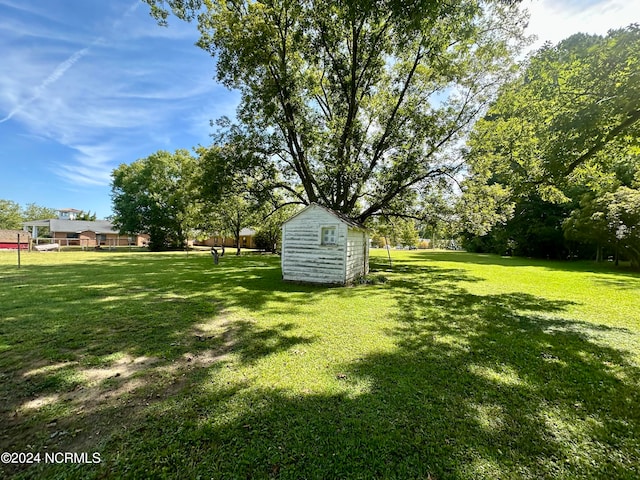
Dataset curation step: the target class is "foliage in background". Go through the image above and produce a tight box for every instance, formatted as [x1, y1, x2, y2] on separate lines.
[75, 210, 97, 221]
[206, 195, 257, 255]
[0, 200, 57, 230]
[419, 188, 457, 239]
[111, 150, 200, 250]
[0, 199, 23, 230]
[196, 145, 267, 255]
[21, 204, 58, 222]
[460, 26, 640, 263]
[565, 186, 640, 267]
[110, 145, 299, 253]
[398, 220, 420, 247]
[253, 204, 299, 253]
[368, 216, 420, 248]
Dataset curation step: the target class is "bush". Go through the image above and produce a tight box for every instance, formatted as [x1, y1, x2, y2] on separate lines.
[254, 229, 278, 252]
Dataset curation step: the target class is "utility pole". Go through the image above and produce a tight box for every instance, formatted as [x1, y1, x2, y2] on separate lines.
[17, 233, 21, 269]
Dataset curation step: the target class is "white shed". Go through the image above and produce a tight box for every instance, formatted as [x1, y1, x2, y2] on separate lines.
[281, 203, 369, 285]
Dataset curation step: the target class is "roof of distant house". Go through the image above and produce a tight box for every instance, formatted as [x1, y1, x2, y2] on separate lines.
[22, 218, 119, 234]
[0, 229, 31, 242]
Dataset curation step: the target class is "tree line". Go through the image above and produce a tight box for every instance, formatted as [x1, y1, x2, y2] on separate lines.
[110, 149, 296, 252]
[0, 200, 57, 230]
[110, 2, 638, 267]
[459, 25, 640, 267]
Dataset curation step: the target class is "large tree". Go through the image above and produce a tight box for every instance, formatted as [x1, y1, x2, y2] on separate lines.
[460, 26, 640, 259]
[464, 26, 640, 196]
[144, 0, 527, 222]
[0, 200, 23, 230]
[111, 150, 200, 250]
[21, 203, 57, 222]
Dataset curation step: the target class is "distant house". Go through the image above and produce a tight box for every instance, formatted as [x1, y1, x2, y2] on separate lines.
[0, 229, 31, 250]
[195, 228, 257, 249]
[22, 209, 149, 248]
[281, 203, 369, 285]
[56, 208, 83, 221]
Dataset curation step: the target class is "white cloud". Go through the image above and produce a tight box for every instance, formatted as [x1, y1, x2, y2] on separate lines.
[0, 0, 59, 20]
[0, 1, 232, 188]
[0, 45, 94, 124]
[524, 0, 640, 49]
[55, 144, 119, 186]
[57, 164, 113, 187]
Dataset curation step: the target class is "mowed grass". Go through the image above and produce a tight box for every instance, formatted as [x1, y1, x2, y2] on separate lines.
[0, 249, 639, 479]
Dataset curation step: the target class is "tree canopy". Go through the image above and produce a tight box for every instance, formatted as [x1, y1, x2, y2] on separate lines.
[461, 26, 640, 263]
[144, 0, 527, 222]
[0, 200, 57, 230]
[111, 150, 200, 250]
[0, 200, 23, 230]
[464, 25, 640, 201]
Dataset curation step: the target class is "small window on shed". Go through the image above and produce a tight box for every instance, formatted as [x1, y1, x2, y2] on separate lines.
[321, 226, 337, 245]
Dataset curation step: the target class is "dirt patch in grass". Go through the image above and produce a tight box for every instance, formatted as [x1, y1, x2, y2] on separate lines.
[0, 313, 251, 478]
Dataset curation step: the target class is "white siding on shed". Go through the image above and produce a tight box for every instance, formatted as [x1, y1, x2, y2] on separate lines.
[281, 204, 369, 285]
[345, 228, 369, 283]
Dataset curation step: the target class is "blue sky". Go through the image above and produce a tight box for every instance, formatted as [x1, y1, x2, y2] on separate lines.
[0, 0, 638, 219]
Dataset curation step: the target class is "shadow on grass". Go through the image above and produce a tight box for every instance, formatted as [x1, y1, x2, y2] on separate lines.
[403, 250, 640, 278]
[0, 253, 322, 476]
[2, 253, 639, 479]
[80, 263, 638, 479]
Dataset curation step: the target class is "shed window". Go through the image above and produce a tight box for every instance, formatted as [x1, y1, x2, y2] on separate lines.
[321, 226, 337, 245]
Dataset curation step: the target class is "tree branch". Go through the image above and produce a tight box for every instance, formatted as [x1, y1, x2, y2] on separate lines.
[564, 108, 640, 176]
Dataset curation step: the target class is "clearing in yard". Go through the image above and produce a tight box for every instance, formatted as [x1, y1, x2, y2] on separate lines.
[0, 249, 639, 479]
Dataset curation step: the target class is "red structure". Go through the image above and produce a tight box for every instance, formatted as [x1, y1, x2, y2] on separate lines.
[0, 230, 31, 249]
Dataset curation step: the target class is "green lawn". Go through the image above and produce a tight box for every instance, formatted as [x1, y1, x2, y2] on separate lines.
[1, 249, 639, 479]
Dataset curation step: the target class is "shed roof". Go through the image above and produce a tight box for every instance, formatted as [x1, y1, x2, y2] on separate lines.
[283, 203, 367, 230]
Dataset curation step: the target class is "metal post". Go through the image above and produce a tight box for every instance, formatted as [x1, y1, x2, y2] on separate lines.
[384, 236, 392, 268]
[17, 233, 21, 269]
